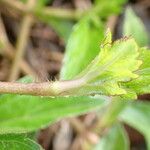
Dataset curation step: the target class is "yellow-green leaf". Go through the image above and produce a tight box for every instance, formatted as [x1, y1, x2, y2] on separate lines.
[123, 48, 150, 96]
[71, 31, 142, 96]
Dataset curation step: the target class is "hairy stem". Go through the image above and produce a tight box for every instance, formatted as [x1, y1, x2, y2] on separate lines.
[0, 82, 56, 96]
[0, 78, 85, 96]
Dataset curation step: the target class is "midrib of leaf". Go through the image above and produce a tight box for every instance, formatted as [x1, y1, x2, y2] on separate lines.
[86, 52, 122, 80]
[96, 49, 124, 75]
[83, 46, 123, 81]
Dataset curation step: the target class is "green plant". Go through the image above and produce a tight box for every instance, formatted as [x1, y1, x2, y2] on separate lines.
[0, 29, 149, 149]
[0, 1, 150, 150]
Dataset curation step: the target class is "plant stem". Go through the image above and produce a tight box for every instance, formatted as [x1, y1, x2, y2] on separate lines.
[0, 0, 82, 20]
[0, 78, 85, 96]
[0, 82, 56, 96]
[8, 0, 35, 81]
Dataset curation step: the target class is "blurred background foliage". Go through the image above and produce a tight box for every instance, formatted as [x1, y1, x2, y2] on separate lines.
[0, 0, 150, 150]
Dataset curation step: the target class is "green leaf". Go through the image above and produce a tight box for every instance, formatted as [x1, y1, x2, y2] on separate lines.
[123, 7, 149, 46]
[0, 134, 42, 150]
[70, 31, 142, 96]
[0, 94, 108, 134]
[60, 16, 104, 80]
[120, 101, 150, 149]
[94, 124, 129, 150]
[123, 48, 150, 96]
[94, 0, 127, 18]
